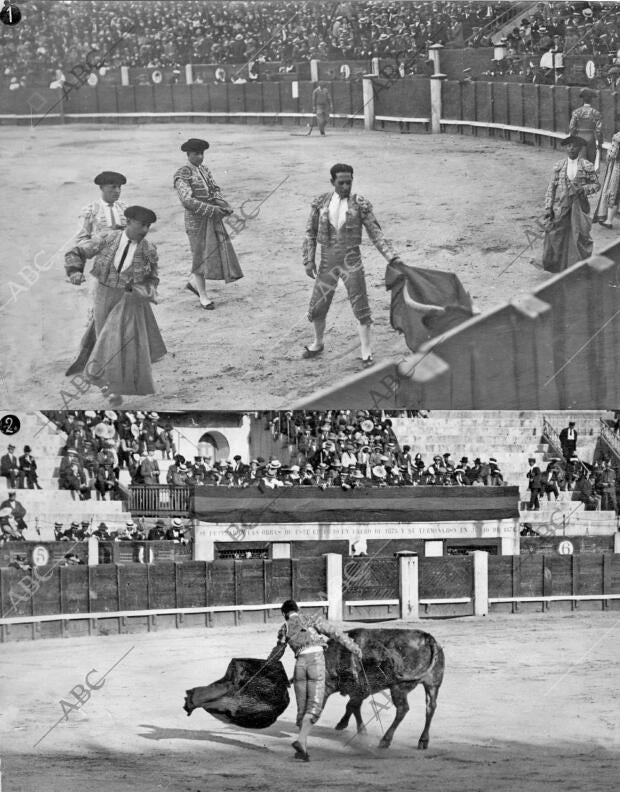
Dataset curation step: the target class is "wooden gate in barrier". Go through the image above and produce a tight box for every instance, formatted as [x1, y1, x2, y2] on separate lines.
[296, 239, 620, 409]
[342, 555, 476, 620]
[342, 556, 400, 621]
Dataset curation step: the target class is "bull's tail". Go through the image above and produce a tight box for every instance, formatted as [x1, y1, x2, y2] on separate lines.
[425, 635, 445, 688]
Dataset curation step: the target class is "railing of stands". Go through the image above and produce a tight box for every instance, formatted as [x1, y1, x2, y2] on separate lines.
[129, 486, 191, 516]
[600, 419, 620, 463]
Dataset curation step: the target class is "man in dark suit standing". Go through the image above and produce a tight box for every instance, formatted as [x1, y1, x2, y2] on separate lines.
[0, 443, 20, 488]
[19, 446, 41, 489]
[559, 421, 578, 461]
[139, 450, 160, 485]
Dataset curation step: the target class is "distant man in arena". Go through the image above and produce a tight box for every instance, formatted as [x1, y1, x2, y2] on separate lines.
[308, 82, 332, 136]
[302, 163, 404, 368]
[542, 136, 600, 272]
[568, 88, 602, 164]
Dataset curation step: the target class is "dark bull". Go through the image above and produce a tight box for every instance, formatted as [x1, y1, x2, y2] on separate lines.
[184, 627, 444, 749]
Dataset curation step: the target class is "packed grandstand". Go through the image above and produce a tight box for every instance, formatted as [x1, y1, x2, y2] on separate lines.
[0, 411, 618, 550]
[2, 1, 620, 90]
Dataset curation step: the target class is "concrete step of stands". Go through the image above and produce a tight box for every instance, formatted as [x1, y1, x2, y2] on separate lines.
[520, 507, 616, 522]
[6, 490, 126, 512]
[519, 499, 585, 513]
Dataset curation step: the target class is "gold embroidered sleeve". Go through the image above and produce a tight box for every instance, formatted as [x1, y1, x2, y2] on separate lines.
[64, 233, 109, 276]
[302, 198, 320, 268]
[174, 172, 219, 218]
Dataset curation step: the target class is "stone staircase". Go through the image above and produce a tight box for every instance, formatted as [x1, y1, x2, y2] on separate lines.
[542, 411, 614, 465]
[1, 412, 133, 540]
[489, 1, 541, 44]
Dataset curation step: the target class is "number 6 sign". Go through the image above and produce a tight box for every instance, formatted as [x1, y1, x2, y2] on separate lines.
[32, 545, 50, 567]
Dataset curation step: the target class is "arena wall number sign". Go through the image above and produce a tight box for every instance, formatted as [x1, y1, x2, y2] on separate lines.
[0, 1, 21, 25]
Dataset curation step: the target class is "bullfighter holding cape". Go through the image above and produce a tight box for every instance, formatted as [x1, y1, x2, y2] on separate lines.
[65, 205, 167, 405]
[174, 137, 243, 310]
[541, 135, 600, 273]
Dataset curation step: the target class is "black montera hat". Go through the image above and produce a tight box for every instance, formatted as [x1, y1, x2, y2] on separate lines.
[94, 171, 127, 186]
[124, 205, 157, 224]
[181, 138, 209, 152]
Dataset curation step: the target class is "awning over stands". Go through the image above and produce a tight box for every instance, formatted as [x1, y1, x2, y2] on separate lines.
[190, 485, 520, 524]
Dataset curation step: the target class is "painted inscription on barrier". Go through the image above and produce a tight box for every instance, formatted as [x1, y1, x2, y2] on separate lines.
[203, 520, 520, 542]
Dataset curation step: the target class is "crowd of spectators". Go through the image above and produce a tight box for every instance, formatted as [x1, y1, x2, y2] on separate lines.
[1, 0, 512, 89]
[4, 517, 190, 566]
[481, 3, 620, 86]
[242, 410, 506, 489]
[50, 409, 176, 500]
[525, 456, 618, 513]
[4, 2, 620, 92]
[51, 516, 190, 544]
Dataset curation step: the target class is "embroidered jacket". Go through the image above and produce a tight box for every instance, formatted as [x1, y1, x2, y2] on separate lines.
[64, 230, 159, 293]
[302, 192, 397, 268]
[568, 105, 602, 141]
[270, 612, 360, 659]
[76, 199, 127, 243]
[544, 157, 600, 213]
[173, 163, 224, 233]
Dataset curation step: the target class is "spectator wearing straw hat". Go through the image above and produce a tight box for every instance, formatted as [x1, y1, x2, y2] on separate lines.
[166, 517, 187, 542]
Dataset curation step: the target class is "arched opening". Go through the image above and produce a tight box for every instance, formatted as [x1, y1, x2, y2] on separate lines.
[197, 431, 230, 462]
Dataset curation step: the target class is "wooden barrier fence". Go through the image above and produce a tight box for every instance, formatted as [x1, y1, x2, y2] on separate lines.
[0, 80, 365, 125]
[2, 551, 619, 641]
[0, 555, 327, 641]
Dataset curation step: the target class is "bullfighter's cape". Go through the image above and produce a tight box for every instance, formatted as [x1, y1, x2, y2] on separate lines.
[385, 260, 474, 351]
[185, 658, 290, 729]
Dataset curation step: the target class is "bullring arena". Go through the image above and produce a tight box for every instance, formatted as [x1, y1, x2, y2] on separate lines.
[2, 613, 620, 792]
[0, 123, 572, 408]
[2, 41, 620, 407]
[0, 408, 619, 790]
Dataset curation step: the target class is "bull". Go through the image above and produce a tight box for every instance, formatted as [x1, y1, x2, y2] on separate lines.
[184, 627, 444, 750]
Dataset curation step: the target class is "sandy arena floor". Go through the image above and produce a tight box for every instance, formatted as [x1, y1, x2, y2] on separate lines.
[1, 612, 619, 791]
[0, 122, 616, 409]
